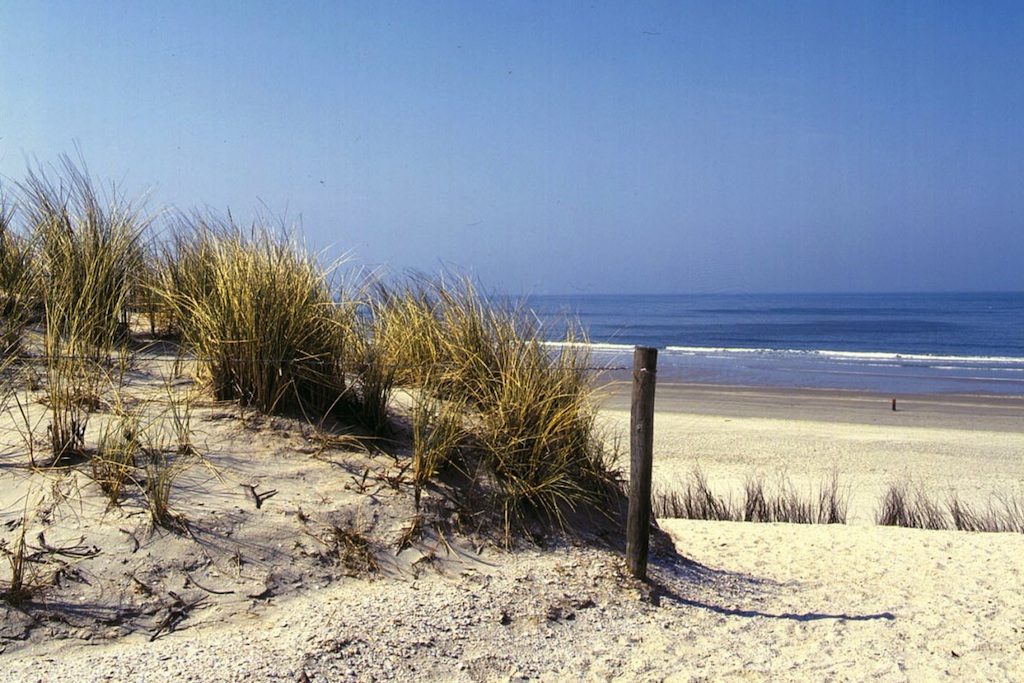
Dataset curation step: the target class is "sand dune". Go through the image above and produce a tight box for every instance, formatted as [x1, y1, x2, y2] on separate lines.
[2, 379, 1023, 681]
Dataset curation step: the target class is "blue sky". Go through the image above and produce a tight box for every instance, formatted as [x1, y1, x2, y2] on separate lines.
[2, 2, 1023, 294]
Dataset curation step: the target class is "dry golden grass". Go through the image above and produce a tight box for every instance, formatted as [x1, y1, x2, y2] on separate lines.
[371, 276, 621, 531]
[155, 214, 352, 416]
[1, 156, 620, 546]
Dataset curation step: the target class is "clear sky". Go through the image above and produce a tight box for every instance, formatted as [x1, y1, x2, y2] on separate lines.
[2, 2, 1023, 294]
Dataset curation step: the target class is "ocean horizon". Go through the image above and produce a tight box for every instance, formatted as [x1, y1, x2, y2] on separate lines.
[526, 291, 1024, 396]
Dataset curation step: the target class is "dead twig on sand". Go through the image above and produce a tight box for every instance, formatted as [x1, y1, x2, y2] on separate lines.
[244, 483, 278, 509]
[149, 591, 206, 641]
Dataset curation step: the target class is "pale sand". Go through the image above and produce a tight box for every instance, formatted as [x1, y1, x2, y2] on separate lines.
[599, 382, 1024, 524]
[2, 370, 1023, 681]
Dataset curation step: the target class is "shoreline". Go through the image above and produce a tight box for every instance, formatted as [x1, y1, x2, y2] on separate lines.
[596, 379, 1024, 432]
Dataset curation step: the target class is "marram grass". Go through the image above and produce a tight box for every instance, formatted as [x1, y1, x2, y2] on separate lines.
[16, 156, 148, 462]
[372, 276, 621, 529]
[0, 193, 36, 353]
[156, 214, 353, 415]
[876, 481, 1024, 533]
[654, 468, 849, 525]
[22, 155, 147, 358]
[0, 154, 622, 540]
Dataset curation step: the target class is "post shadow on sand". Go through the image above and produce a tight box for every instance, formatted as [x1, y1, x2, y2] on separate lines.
[639, 522, 896, 624]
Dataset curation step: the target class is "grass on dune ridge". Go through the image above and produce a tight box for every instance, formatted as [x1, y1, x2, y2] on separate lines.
[16, 155, 148, 464]
[371, 276, 620, 530]
[0, 193, 35, 354]
[156, 212, 354, 416]
[655, 469, 1024, 535]
[0, 157, 623, 546]
[654, 468, 849, 525]
[6, 153, 1020, 577]
[3, 156, 1024, 611]
[22, 155, 147, 359]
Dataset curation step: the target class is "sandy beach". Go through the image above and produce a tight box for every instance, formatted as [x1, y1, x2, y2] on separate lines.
[600, 382, 1024, 525]
[7, 2, 1024, 678]
[2, 374, 1023, 681]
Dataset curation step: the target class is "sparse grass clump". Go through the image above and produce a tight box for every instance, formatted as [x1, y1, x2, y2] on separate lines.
[16, 156, 148, 464]
[143, 450, 188, 532]
[876, 482, 1024, 533]
[372, 277, 620, 531]
[0, 499, 84, 606]
[350, 340, 395, 438]
[655, 468, 736, 521]
[314, 521, 379, 575]
[22, 155, 147, 358]
[156, 215, 353, 416]
[91, 410, 145, 507]
[0, 520, 36, 605]
[43, 350, 91, 465]
[411, 393, 466, 507]
[876, 482, 947, 530]
[947, 493, 1024, 533]
[743, 470, 848, 524]
[0, 193, 37, 354]
[655, 468, 848, 525]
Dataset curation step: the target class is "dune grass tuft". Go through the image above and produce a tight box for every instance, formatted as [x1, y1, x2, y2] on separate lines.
[143, 450, 189, 532]
[17, 156, 148, 463]
[655, 468, 849, 525]
[1, 519, 38, 605]
[372, 276, 620, 531]
[92, 410, 145, 507]
[876, 481, 947, 530]
[655, 468, 736, 521]
[411, 393, 467, 508]
[0, 192, 36, 354]
[156, 214, 353, 416]
[22, 155, 147, 358]
[877, 482, 1024, 533]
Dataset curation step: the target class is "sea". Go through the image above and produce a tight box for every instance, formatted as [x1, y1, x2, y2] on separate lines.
[526, 292, 1024, 396]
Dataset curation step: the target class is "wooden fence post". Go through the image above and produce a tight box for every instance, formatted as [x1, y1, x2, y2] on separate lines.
[626, 346, 657, 580]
